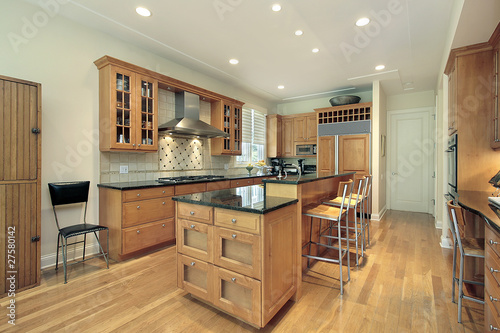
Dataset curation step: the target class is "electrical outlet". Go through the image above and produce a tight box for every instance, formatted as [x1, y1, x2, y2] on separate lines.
[224, 164, 229, 170]
[120, 165, 128, 174]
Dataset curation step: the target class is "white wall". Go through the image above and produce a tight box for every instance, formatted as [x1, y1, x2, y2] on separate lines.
[387, 90, 436, 111]
[0, 1, 274, 267]
[371, 81, 387, 220]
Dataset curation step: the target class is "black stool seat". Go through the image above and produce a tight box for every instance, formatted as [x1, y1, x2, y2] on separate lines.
[60, 224, 108, 238]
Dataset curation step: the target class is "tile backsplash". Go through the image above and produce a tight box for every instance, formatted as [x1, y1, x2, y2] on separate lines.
[99, 88, 241, 183]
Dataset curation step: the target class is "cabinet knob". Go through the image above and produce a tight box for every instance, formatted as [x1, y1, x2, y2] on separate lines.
[162, 190, 165, 194]
[133, 144, 136, 147]
[190, 225, 195, 229]
[490, 295, 499, 302]
[232, 234, 236, 239]
[138, 144, 141, 147]
[162, 224, 165, 227]
[491, 325, 500, 331]
[231, 277, 236, 282]
[137, 205, 140, 209]
[137, 230, 140, 234]
[490, 266, 500, 274]
[190, 262, 195, 266]
[162, 202, 165, 205]
[137, 193, 141, 197]
[231, 218, 237, 223]
[490, 239, 499, 245]
[190, 211, 195, 215]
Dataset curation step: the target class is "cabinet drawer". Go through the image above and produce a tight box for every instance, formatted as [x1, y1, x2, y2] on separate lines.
[177, 254, 214, 303]
[206, 180, 231, 191]
[123, 186, 174, 202]
[122, 218, 174, 254]
[177, 202, 213, 224]
[175, 183, 206, 196]
[214, 227, 261, 279]
[177, 219, 213, 262]
[487, 289, 500, 331]
[213, 266, 261, 327]
[486, 226, 500, 259]
[214, 208, 260, 234]
[487, 244, 500, 294]
[123, 197, 174, 227]
[230, 179, 253, 188]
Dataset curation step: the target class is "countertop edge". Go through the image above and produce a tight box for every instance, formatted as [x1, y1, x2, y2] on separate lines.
[262, 172, 355, 185]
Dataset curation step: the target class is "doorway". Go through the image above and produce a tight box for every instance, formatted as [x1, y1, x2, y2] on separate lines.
[387, 108, 434, 213]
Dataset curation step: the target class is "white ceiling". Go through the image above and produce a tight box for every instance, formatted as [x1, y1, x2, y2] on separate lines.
[24, 0, 499, 103]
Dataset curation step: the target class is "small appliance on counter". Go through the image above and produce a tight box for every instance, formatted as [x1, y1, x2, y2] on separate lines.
[303, 164, 317, 174]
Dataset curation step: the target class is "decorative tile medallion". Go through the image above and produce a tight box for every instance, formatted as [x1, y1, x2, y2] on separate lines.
[159, 137, 203, 170]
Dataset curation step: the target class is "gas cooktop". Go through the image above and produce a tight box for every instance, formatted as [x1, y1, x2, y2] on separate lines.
[157, 175, 225, 184]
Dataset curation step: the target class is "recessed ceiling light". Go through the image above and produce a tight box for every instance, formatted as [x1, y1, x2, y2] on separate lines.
[312, 48, 319, 53]
[272, 4, 281, 12]
[229, 59, 239, 65]
[375, 65, 385, 70]
[294, 30, 303, 36]
[356, 17, 370, 27]
[278, 85, 285, 89]
[136, 7, 151, 17]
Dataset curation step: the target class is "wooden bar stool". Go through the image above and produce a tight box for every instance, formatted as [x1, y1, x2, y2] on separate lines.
[446, 200, 485, 323]
[302, 180, 353, 295]
[322, 177, 365, 265]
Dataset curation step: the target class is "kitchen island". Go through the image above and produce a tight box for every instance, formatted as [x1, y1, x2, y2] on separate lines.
[173, 185, 298, 328]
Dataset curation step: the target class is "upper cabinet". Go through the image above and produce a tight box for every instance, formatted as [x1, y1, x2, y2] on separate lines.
[282, 117, 295, 157]
[211, 100, 243, 155]
[447, 63, 457, 136]
[95, 57, 159, 152]
[293, 114, 317, 143]
[266, 114, 282, 158]
[492, 30, 500, 149]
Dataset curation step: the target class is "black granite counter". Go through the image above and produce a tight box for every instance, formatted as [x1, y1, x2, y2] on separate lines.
[262, 172, 355, 185]
[455, 190, 500, 234]
[97, 173, 275, 190]
[172, 185, 298, 214]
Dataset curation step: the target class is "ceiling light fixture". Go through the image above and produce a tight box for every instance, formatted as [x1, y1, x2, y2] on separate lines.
[278, 85, 285, 89]
[312, 48, 319, 53]
[356, 17, 370, 27]
[229, 59, 239, 65]
[136, 7, 151, 17]
[375, 65, 385, 70]
[294, 30, 303, 36]
[272, 4, 281, 12]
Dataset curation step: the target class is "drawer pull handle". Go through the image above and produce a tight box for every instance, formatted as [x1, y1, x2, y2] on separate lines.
[232, 234, 237, 239]
[190, 211, 195, 215]
[490, 295, 499, 302]
[162, 202, 165, 205]
[490, 239, 499, 245]
[137, 193, 141, 197]
[162, 190, 165, 194]
[231, 277, 236, 282]
[491, 325, 500, 331]
[137, 205, 140, 209]
[190, 225, 195, 229]
[491, 267, 500, 274]
[137, 230, 140, 234]
[162, 224, 165, 227]
[190, 262, 195, 266]
[231, 218, 237, 223]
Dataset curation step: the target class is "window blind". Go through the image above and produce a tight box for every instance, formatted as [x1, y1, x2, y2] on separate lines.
[241, 109, 266, 145]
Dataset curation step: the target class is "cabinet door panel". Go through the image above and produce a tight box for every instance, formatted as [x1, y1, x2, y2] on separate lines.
[123, 197, 174, 227]
[122, 218, 174, 254]
[177, 254, 214, 302]
[214, 208, 260, 234]
[110, 67, 136, 150]
[293, 117, 306, 141]
[213, 227, 261, 279]
[135, 75, 158, 151]
[177, 202, 213, 224]
[177, 219, 213, 262]
[338, 134, 370, 175]
[318, 136, 335, 175]
[122, 186, 174, 202]
[306, 114, 317, 142]
[282, 118, 294, 157]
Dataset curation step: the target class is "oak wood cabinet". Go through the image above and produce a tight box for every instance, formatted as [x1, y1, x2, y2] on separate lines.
[95, 56, 158, 152]
[176, 202, 297, 327]
[211, 100, 243, 155]
[338, 134, 370, 175]
[0, 75, 41, 296]
[266, 114, 282, 157]
[317, 136, 335, 176]
[448, 63, 457, 135]
[293, 114, 317, 143]
[491, 29, 500, 149]
[485, 224, 500, 331]
[98, 186, 175, 261]
[282, 117, 294, 157]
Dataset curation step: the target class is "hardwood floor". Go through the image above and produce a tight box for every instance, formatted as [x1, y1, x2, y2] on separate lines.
[0, 210, 483, 332]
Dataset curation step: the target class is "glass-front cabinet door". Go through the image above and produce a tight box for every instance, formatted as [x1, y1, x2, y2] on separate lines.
[111, 68, 135, 150]
[223, 103, 232, 153]
[136, 75, 158, 151]
[233, 104, 242, 155]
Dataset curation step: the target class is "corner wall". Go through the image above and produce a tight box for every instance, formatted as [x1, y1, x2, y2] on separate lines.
[371, 81, 387, 220]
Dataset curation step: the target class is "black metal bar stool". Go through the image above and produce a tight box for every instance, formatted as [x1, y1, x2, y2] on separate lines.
[302, 179, 353, 295]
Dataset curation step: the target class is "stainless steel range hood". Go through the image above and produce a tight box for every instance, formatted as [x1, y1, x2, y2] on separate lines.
[158, 91, 229, 138]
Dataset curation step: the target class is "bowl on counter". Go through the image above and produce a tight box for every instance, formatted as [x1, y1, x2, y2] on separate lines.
[329, 95, 361, 106]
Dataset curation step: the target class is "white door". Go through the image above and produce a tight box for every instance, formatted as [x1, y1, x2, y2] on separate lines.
[388, 109, 433, 213]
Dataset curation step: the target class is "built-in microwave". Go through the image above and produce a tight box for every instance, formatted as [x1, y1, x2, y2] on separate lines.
[296, 144, 316, 156]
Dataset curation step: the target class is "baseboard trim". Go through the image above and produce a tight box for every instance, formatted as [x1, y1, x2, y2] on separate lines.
[41, 242, 99, 269]
[371, 205, 387, 221]
[440, 235, 453, 249]
[435, 219, 443, 229]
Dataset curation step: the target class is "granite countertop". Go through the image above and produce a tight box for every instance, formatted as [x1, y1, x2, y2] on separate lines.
[455, 190, 500, 234]
[97, 173, 277, 190]
[172, 185, 298, 214]
[262, 172, 355, 185]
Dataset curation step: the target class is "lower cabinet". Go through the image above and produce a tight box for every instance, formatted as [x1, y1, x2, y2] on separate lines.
[99, 186, 176, 260]
[176, 201, 297, 327]
[485, 224, 500, 331]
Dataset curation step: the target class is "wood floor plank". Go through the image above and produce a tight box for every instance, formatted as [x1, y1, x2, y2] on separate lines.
[0, 210, 484, 332]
